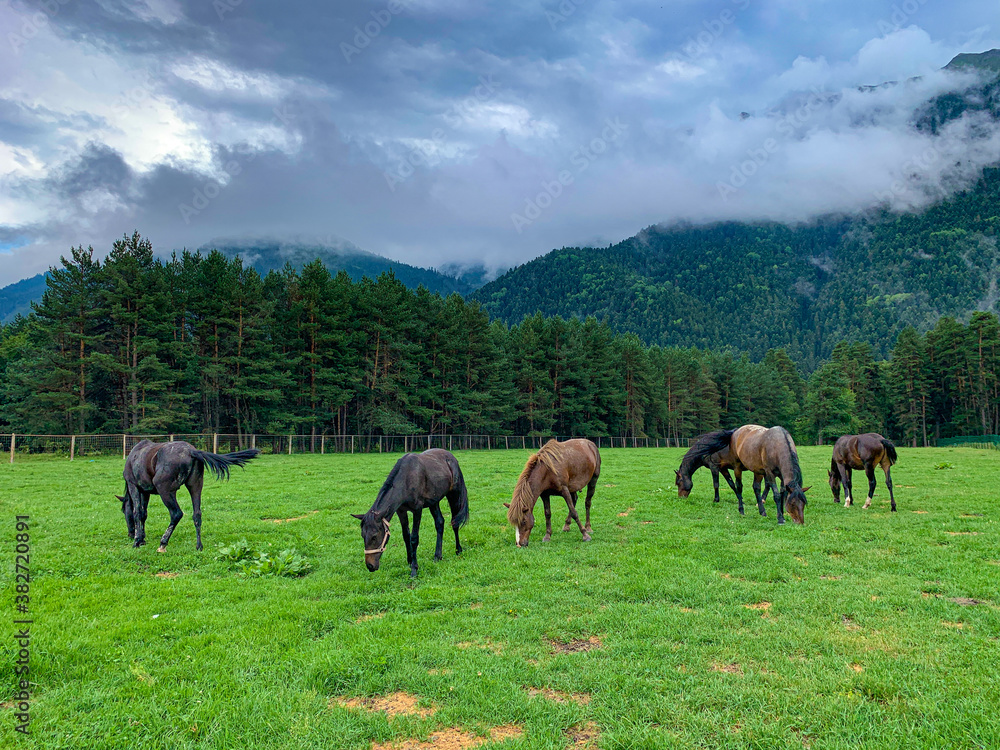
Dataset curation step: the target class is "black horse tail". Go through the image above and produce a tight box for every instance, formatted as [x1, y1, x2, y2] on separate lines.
[192, 448, 261, 480]
[449, 460, 470, 529]
[881, 438, 898, 466]
[685, 429, 735, 465]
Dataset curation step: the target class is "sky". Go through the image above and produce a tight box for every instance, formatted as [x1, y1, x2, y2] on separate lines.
[1, 0, 1000, 286]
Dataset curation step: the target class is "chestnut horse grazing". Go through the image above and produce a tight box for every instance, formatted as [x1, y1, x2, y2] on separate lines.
[695, 425, 809, 524]
[119, 439, 260, 551]
[675, 429, 769, 505]
[829, 433, 898, 511]
[506, 439, 600, 547]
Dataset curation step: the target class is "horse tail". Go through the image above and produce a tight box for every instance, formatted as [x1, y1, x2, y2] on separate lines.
[191, 448, 261, 481]
[449, 458, 470, 529]
[881, 438, 898, 466]
[685, 429, 735, 464]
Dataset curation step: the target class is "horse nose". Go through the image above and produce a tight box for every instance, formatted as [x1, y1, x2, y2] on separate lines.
[366, 561, 377, 572]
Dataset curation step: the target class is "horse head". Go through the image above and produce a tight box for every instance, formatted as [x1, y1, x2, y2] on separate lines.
[117, 491, 136, 539]
[784, 485, 810, 525]
[675, 468, 693, 498]
[504, 501, 534, 547]
[828, 469, 841, 501]
[352, 511, 391, 572]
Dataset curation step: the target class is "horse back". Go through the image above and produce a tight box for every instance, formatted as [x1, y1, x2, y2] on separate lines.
[559, 438, 600, 491]
[730, 425, 769, 470]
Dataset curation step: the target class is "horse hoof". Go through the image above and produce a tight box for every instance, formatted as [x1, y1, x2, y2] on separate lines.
[581, 534, 592, 542]
[157, 545, 166, 553]
[542, 535, 551, 543]
[777, 518, 785, 525]
[196, 544, 203, 552]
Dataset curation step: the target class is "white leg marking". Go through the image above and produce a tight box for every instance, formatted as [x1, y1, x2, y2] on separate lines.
[845, 495, 852, 507]
[863, 496, 872, 509]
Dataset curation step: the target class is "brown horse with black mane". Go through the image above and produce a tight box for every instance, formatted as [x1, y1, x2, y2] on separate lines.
[505, 439, 600, 547]
[829, 433, 898, 511]
[696, 425, 810, 524]
[675, 429, 769, 506]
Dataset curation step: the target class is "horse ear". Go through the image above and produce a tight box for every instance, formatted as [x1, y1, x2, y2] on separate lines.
[802, 486, 812, 493]
[503, 502, 510, 509]
[674, 470, 680, 477]
[351, 513, 365, 520]
[116, 495, 125, 502]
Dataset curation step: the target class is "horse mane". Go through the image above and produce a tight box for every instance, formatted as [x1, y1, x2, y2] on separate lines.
[507, 440, 565, 524]
[372, 457, 405, 515]
[680, 429, 733, 470]
[780, 428, 804, 487]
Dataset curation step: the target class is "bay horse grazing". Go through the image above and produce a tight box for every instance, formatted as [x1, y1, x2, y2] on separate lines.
[352, 449, 469, 578]
[675, 429, 769, 505]
[118, 439, 260, 551]
[829, 433, 898, 511]
[697, 425, 810, 524]
[505, 438, 600, 547]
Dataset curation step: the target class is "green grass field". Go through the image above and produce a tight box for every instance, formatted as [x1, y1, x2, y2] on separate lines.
[1, 447, 998, 749]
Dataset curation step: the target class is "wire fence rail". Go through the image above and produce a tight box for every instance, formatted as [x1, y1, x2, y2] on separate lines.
[0, 433, 692, 462]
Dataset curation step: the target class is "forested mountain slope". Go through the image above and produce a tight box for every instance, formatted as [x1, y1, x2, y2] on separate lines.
[474, 167, 1000, 371]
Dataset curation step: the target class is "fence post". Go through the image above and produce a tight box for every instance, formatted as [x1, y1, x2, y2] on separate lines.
[251, 434, 256, 451]
[169, 434, 174, 442]
[70, 435, 76, 461]
[288, 434, 292, 456]
[9, 433, 14, 464]
[321, 434, 325, 455]
[213, 433, 218, 454]
[380, 435, 383, 453]
[122, 434, 126, 460]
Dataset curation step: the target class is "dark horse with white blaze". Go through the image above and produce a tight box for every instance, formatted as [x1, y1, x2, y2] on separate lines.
[118, 439, 260, 551]
[675, 429, 770, 505]
[353, 449, 469, 578]
[695, 425, 810, 524]
[506, 438, 600, 547]
[829, 433, 898, 511]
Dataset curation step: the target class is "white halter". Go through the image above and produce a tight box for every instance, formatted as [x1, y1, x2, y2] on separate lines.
[364, 517, 392, 555]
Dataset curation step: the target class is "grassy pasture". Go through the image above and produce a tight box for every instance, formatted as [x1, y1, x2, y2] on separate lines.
[1, 446, 998, 749]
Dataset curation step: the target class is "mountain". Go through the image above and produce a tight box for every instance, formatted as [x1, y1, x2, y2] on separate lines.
[472, 167, 1000, 371]
[945, 49, 1000, 75]
[0, 273, 47, 323]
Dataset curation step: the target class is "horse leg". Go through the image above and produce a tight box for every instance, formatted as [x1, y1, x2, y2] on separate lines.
[863, 465, 877, 509]
[720, 468, 738, 500]
[541, 493, 553, 542]
[187, 472, 204, 551]
[133, 491, 150, 547]
[753, 474, 766, 516]
[767, 475, 784, 524]
[844, 468, 854, 507]
[561, 489, 590, 541]
[733, 468, 746, 515]
[429, 502, 445, 561]
[584, 477, 596, 533]
[397, 509, 413, 567]
[409, 507, 423, 577]
[884, 463, 896, 512]
[561, 491, 576, 532]
[712, 467, 721, 503]
[155, 484, 184, 553]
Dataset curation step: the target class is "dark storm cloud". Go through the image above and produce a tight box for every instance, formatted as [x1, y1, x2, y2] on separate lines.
[1, 0, 1000, 284]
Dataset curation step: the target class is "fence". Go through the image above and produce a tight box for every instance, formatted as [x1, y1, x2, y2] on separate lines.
[937, 435, 1000, 449]
[0, 433, 692, 462]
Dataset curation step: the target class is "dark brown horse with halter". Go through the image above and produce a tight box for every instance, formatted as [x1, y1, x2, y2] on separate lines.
[696, 425, 810, 524]
[352, 449, 469, 578]
[505, 438, 600, 547]
[118, 439, 260, 551]
[675, 429, 769, 506]
[829, 433, 898, 511]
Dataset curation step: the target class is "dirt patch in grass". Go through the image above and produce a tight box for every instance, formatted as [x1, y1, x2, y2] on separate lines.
[945, 531, 980, 536]
[456, 639, 504, 655]
[263, 510, 319, 523]
[564, 722, 600, 749]
[356, 612, 386, 623]
[334, 692, 436, 718]
[711, 662, 743, 675]
[941, 621, 966, 629]
[548, 636, 602, 654]
[842, 616, 861, 631]
[526, 687, 591, 706]
[850, 663, 864, 673]
[469, 603, 482, 610]
[371, 724, 523, 750]
[950, 597, 983, 606]
[427, 668, 452, 676]
[961, 513, 985, 518]
[820, 575, 841, 580]
[617, 507, 634, 517]
[912, 510, 928, 514]
[155, 572, 179, 578]
[745, 602, 771, 615]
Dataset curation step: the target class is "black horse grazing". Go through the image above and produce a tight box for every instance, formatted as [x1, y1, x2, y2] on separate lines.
[353, 449, 469, 578]
[829, 433, 898, 511]
[118, 439, 260, 551]
[675, 429, 769, 505]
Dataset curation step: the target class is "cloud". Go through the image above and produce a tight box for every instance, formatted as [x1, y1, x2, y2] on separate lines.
[0, 0, 999, 285]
